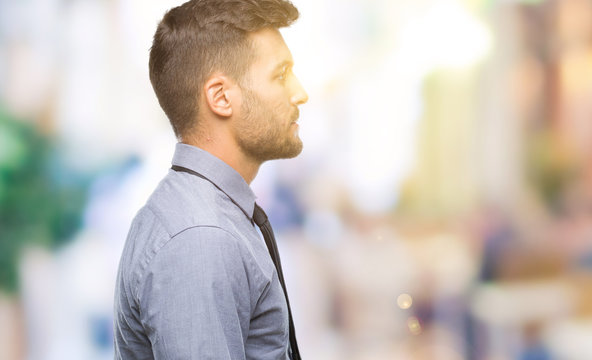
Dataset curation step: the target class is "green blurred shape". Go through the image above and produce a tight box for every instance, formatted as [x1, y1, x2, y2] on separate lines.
[0, 107, 88, 293]
[527, 130, 577, 212]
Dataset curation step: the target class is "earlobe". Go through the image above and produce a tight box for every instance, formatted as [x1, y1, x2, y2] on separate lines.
[204, 75, 233, 117]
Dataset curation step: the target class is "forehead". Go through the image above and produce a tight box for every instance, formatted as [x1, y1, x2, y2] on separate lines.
[248, 28, 293, 71]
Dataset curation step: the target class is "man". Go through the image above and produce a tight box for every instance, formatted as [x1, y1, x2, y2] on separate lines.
[113, 0, 308, 359]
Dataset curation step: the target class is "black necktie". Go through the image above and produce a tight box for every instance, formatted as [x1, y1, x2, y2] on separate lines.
[253, 203, 302, 360]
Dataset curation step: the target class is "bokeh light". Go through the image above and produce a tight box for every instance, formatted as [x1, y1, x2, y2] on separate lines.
[407, 316, 423, 336]
[397, 293, 414, 310]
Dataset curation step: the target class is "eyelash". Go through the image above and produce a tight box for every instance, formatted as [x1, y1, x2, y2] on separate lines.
[278, 68, 290, 82]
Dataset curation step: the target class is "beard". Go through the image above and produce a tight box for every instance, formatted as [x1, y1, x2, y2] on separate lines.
[234, 87, 303, 163]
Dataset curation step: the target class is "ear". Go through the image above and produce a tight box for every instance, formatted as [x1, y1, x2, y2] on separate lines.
[203, 74, 234, 117]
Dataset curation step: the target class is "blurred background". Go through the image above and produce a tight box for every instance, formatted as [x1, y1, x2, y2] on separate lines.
[1, 0, 592, 359]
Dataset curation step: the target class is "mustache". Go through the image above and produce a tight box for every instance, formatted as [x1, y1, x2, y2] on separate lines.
[291, 108, 300, 122]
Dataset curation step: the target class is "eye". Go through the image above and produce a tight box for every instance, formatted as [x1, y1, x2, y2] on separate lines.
[277, 66, 291, 83]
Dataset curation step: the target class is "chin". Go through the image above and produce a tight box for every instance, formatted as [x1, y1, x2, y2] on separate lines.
[268, 141, 303, 161]
[283, 142, 304, 159]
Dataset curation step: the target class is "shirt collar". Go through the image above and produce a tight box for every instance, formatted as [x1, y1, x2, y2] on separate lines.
[171, 143, 256, 220]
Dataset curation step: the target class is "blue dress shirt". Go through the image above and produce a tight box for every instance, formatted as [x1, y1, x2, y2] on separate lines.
[114, 143, 290, 359]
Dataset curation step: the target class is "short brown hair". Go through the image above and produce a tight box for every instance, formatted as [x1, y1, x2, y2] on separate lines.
[149, 0, 299, 140]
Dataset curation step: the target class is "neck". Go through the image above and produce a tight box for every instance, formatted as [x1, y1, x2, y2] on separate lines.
[184, 135, 261, 185]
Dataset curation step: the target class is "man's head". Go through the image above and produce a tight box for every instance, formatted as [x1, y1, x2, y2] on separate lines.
[149, 0, 301, 142]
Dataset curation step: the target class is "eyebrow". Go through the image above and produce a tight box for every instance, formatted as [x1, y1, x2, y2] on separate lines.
[273, 60, 294, 72]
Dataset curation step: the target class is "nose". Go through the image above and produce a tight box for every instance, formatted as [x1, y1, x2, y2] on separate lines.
[290, 75, 308, 106]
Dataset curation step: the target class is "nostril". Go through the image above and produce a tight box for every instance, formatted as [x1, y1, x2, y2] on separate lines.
[292, 92, 308, 105]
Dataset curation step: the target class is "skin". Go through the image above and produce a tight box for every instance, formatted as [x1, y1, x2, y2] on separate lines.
[184, 27, 308, 184]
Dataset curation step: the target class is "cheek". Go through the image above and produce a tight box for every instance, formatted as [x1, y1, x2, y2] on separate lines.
[253, 88, 293, 122]
[263, 86, 292, 105]
[261, 97, 287, 117]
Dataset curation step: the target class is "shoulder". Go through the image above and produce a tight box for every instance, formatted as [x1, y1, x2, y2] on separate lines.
[140, 226, 269, 306]
[149, 226, 261, 278]
[157, 225, 247, 265]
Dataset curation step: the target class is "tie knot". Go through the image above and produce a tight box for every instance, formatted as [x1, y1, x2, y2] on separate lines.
[253, 203, 268, 226]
